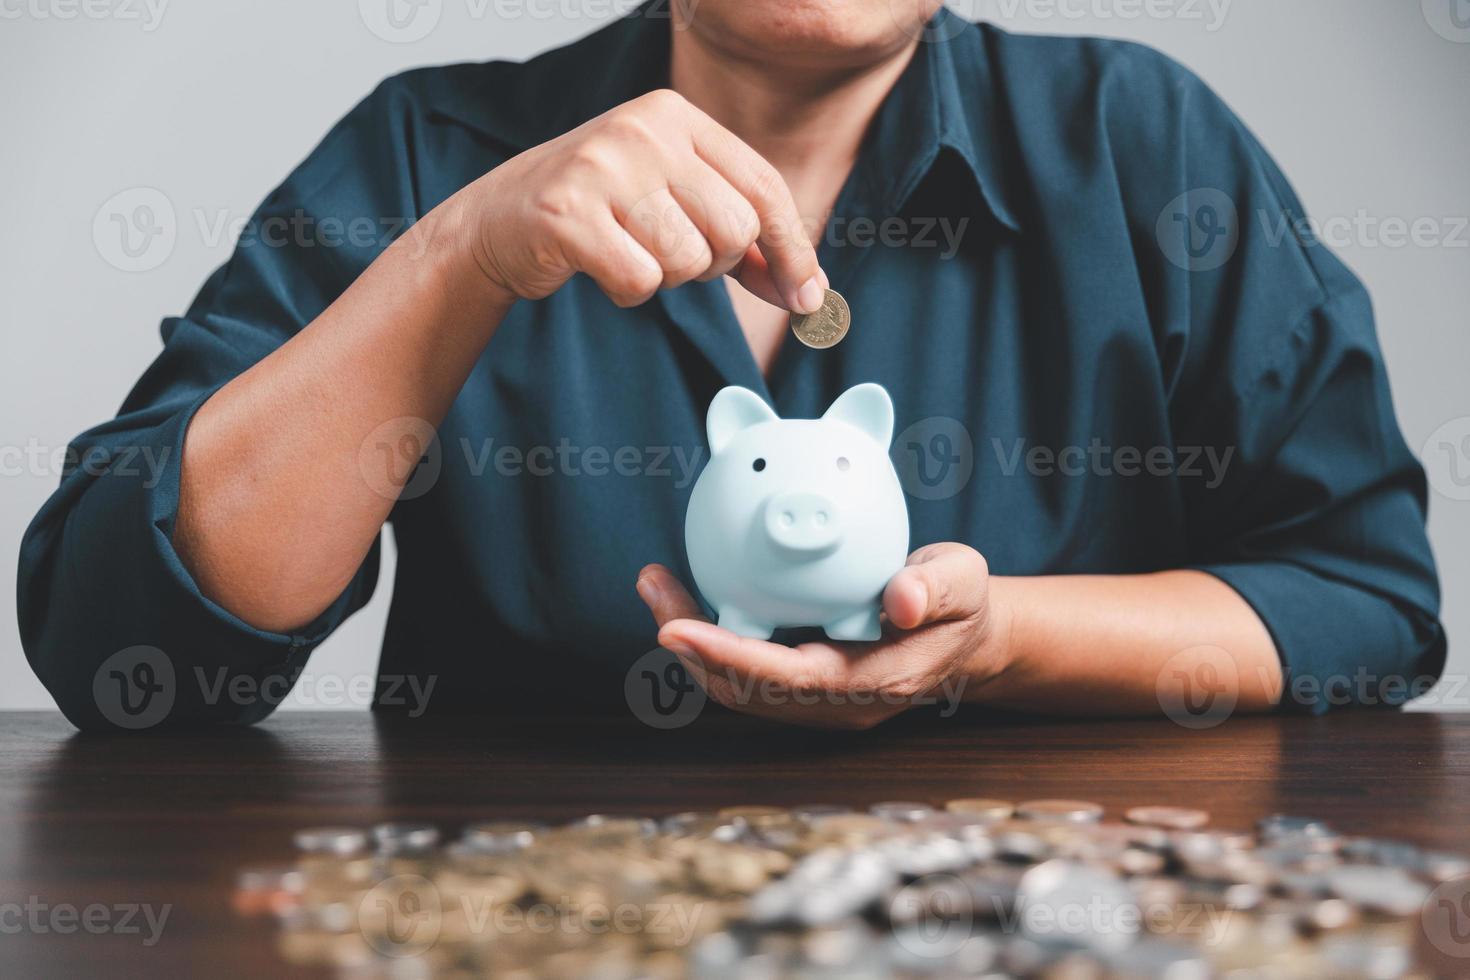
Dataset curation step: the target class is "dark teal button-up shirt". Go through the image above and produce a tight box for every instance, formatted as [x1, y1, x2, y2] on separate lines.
[19, 9, 1444, 729]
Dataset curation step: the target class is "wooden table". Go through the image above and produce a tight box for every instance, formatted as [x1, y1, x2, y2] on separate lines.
[2, 708, 1466, 977]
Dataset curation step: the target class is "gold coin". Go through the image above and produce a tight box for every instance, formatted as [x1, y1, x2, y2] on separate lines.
[717, 805, 788, 820]
[945, 798, 1015, 820]
[1015, 799, 1105, 823]
[789, 289, 850, 349]
[1125, 805, 1210, 831]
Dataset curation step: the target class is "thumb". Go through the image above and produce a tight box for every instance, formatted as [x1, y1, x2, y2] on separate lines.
[883, 543, 989, 630]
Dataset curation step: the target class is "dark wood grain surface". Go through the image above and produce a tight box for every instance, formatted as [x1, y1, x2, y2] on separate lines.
[2, 708, 1466, 978]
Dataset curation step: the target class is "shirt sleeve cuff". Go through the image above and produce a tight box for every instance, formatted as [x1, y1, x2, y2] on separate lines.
[26, 386, 377, 729]
[1192, 561, 1446, 713]
[134, 386, 363, 651]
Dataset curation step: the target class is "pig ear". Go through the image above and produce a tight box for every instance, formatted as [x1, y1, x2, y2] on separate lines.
[821, 383, 895, 447]
[707, 386, 778, 454]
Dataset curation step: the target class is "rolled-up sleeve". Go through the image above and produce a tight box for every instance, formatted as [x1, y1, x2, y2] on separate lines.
[15, 77, 428, 730]
[1188, 287, 1446, 712]
[1122, 55, 1447, 711]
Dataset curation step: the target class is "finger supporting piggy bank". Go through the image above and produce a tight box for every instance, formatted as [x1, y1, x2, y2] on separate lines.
[684, 383, 911, 641]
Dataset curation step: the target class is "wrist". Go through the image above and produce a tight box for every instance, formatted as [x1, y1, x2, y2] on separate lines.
[964, 577, 1022, 702]
[418, 185, 519, 314]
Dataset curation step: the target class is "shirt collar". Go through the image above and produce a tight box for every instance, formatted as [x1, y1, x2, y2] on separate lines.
[429, 6, 1023, 234]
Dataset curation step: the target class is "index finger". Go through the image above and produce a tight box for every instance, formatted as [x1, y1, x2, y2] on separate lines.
[688, 117, 825, 313]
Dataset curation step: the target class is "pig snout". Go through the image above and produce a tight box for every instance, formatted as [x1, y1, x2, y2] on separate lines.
[762, 491, 842, 556]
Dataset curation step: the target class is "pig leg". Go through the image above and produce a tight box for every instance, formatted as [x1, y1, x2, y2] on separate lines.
[717, 608, 775, 640]
[824, 606, 882, 642]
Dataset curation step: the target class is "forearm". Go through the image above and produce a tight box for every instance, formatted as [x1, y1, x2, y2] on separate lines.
[175, 193, 515, 633]
[972, 570, 1284, 715]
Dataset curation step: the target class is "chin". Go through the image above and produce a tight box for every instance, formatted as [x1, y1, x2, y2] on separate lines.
[676, 0, 940, 69]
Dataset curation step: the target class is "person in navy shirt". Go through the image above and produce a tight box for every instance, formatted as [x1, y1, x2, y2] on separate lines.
[19, 2, 1443, 730]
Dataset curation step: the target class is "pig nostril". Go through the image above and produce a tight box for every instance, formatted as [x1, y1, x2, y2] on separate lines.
[815, 511, 829, 526]
[780, 511, 795, 528]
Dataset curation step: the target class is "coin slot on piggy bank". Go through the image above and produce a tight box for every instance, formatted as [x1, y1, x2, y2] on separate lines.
[684, 383, 911, 640]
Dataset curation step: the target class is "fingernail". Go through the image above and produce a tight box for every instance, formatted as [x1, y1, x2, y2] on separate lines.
[909, 582, 929, 625]
[636, 575, 663, 607]
[663, 636, 695, 658]
[817, 267, 830, 289]
[795, 276, 824, 313]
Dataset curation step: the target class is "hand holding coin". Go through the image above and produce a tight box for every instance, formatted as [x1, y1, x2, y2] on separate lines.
[790, 288, 850, 349]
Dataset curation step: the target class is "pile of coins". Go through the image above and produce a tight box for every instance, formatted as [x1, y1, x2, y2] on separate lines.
[233, 801, 1469, 978]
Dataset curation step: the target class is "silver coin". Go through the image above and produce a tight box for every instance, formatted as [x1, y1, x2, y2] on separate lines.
[236, 866, 307, 894]
[1016, 860, 1140, 954]
[1326, 865, 1430, 916]
[995, 830, 1050, 864]
[870, 801, 935, 823]
[292, 826, 368, 856]
[1257, 814, 1333, 840]
[1319, 933, 1414, 980]
[791, 804, 854, 823]
[461, 820, 545, 851]
[371, 822, 439, 853]
[1104, 936, 1211, 980]
[572, 813, 657, 836]
[1420, 850, 1470, 882]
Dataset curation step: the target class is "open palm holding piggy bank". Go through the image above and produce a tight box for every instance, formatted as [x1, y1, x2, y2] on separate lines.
[684, 383, 910, 641]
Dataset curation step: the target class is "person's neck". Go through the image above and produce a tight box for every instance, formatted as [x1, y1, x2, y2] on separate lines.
[669, 29, 918, 232]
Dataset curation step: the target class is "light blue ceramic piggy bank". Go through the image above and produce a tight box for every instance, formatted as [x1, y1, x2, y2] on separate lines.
[684, 383, 910, 641]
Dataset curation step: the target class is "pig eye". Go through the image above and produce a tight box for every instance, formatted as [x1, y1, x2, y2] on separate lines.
[836, 456, 850, 472]
[752, 458, 767, 472]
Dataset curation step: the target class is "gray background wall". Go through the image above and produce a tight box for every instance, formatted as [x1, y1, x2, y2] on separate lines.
[2, 0, 1466, 710]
